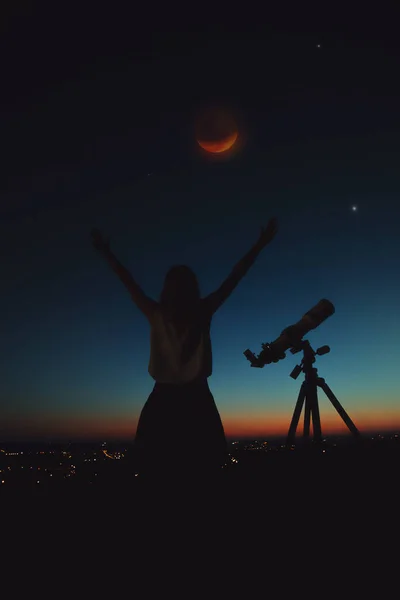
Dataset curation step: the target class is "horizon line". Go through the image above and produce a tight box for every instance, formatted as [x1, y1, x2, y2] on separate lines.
[1, 429, 399, 446]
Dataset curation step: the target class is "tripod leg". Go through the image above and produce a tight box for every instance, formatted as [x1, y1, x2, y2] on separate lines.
[308, 384, 322, 442]
[286, 382, 306, 446]
[318, 380, 360, 437]
[304, 394, 311, 439]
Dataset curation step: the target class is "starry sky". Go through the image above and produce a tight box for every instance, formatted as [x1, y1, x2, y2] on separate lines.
[1, 7, 400, 442]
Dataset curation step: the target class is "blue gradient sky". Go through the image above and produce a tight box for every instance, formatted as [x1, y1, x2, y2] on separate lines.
[1, 11, 399, 441]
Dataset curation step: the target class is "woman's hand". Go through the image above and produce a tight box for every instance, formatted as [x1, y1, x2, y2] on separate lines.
[91, 228, 110, 254]
[257, 217, 278, 248]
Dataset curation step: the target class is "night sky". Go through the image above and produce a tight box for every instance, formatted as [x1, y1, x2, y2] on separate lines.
[1, 7, 399, 442]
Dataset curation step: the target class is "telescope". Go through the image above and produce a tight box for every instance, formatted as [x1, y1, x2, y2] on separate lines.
[243, 299, 360, 444]
[244, 299, 335, 368]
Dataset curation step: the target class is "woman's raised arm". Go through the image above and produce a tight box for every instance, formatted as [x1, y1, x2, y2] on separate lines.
[203, 218, 278, 315]
[91, 228, 158, 321]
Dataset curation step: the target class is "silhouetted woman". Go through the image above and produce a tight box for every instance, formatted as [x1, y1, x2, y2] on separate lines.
[91, 218, 278, 481]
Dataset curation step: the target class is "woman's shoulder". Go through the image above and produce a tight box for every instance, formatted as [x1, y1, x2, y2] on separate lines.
[199, 297, 213, 317]
[148, 304, 164, 327]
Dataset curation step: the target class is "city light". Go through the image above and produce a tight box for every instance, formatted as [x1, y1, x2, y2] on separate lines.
[0, 434, 399, 490]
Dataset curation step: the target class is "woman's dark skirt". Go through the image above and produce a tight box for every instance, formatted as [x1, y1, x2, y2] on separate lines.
[133, 379, 228, 479]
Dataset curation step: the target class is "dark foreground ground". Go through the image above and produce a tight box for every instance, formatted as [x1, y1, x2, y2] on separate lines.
[3, 437, 398, 511]
[2, 439, 398, 590]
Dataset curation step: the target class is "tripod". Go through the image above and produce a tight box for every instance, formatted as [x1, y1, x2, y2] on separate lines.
[286, 340, 360, 446]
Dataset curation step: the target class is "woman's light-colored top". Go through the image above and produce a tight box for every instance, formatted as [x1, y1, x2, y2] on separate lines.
[148, 308, 212, 384]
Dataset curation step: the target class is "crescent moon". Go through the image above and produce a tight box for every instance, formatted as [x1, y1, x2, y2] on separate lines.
[197, 131, 238, 154]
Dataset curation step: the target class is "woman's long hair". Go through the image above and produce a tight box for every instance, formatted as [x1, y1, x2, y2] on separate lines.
[160, 265, 201, 322]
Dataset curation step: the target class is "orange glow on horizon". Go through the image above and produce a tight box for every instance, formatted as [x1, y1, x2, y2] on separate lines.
[3, 407, 400, 440]
[222, 409, 400, 438]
